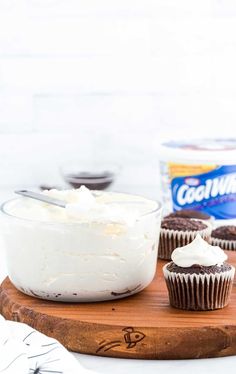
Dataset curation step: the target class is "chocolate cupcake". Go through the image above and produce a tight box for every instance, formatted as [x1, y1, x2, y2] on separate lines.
[210, 225, 236, 251]
[158, 217, 211, 260]
[163, 235, 235, 311]
[166, 209, 212, 222]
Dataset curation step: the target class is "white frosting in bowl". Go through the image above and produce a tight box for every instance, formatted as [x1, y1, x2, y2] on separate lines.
[4, 186, 157, 227]
[171, 234, 227, 267]
[1, 187, 162, 302]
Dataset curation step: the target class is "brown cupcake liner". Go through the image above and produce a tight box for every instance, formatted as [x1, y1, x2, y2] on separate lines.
[210, 237, 236, 284]
[163, 263, 235, 311]
[210, 237, 236, 251]
[158, 222, 212, 260]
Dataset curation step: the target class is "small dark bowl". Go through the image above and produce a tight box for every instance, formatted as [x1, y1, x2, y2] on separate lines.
[60, 162, 120, 190]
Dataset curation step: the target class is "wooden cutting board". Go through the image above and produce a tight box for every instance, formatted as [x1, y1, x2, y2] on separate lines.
[1, 254, 236, 360]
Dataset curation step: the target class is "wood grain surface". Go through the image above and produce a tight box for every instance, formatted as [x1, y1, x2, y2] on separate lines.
[1, 254, 236, 359]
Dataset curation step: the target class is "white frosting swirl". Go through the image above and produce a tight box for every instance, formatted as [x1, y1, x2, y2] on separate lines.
[171, 234, 227, 267]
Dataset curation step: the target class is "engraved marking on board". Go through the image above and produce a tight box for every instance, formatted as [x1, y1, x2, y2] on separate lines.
[96, 340, 122, 353]
[123, 327, 146, 349]
[96, 327, 146, 353]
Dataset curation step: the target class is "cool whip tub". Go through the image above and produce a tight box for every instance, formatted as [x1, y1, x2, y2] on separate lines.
[159, 138, 236, 223]
[1, 187, 162, 302]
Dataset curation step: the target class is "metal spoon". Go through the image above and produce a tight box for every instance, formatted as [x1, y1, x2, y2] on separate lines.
[15, 190, 66, 208]
[15, 189, 148, 208]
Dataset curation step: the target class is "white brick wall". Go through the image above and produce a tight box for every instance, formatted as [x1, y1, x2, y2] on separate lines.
[0, 0, 236, 200]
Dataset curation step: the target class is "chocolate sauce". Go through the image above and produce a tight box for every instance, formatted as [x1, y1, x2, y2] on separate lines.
[65, 171, 115, 190]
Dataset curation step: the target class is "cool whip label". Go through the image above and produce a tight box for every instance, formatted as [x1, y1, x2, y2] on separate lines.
[171, 165, 236, 219]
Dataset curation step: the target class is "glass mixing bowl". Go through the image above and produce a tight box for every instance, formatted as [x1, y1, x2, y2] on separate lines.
[1, 194, 162, 302]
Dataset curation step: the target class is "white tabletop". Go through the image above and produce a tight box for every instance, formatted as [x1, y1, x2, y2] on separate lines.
[72, 353, 236, 374]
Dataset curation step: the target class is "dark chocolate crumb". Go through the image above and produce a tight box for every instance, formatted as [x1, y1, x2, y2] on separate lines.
[161, 217, 207, 232]
[212, 225, 236, 241]
[166, 209, 211, 220]
[166, 261, 232, 275]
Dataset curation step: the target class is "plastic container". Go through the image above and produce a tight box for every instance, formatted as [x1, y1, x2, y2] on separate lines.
[158, 138, 236, 224]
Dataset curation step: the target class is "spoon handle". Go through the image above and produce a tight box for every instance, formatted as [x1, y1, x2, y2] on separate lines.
[14, 190, 66, 208]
